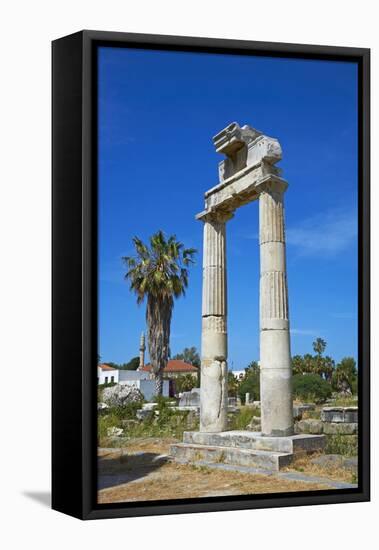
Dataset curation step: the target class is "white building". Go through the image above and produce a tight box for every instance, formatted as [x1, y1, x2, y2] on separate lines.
[231, 370, 246, 380]
[97, 364, 169, 401]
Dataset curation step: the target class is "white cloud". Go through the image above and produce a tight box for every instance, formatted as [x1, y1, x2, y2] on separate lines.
[290, 328, 319, 336]
[286, 208, 357, 256]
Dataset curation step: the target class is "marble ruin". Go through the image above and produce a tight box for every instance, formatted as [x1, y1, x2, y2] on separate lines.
[171, 123, 325, 470]
[197, 122, 292, 436]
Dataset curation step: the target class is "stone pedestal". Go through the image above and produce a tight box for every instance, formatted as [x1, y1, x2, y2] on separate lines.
[170, 430, 326, 471]
[199, 212, 231, 432]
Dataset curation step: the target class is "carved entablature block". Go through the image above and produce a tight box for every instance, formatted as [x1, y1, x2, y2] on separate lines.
[196, 123, 288, 222]
[213, 122, 283, 182]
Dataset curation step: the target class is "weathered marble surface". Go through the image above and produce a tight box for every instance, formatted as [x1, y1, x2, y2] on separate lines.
[295, 419, 358, 435]
[171, 430, 325, 471]
[199, 211, 230, 432]
[179, 388, 200, 408]
[197, 122, 292, 437]
[321, 406, 358, 423]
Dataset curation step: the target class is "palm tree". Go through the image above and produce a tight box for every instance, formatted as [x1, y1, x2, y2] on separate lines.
[313, 338, 327, 357]
[123, 231, 196, 395]
[332, 357, 357, 394]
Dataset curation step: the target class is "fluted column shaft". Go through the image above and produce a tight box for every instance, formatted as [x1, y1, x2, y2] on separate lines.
[200, 212, 230, 432]
[259, 183, 293, 436]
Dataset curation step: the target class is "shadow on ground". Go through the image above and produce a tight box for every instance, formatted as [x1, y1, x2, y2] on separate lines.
[23, 491, 51, 508]
[98, 451, 169, 491]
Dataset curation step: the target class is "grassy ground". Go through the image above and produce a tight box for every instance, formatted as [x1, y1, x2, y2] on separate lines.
[98, 403, 261, 448]
[98, 438, 342, 504]
[97, 396, 358, 503]
[98, 399, 199, 445]
[283, 452, 356, 483]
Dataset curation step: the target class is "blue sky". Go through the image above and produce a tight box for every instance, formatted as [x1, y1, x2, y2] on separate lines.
[98, 46, 358, 369]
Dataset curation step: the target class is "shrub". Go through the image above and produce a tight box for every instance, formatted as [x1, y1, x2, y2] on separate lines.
[98, 392, 200, 446]
[238, 372, 260, 403]
[292, 373, 332, 403]
[174, 374, 198, 394]
[98, 411, 124, 442]
[229, 406, 260, 430]
[325, 435, 358, 457]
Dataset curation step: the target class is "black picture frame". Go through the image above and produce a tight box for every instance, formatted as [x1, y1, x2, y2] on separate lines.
[52, 30, 370, 520]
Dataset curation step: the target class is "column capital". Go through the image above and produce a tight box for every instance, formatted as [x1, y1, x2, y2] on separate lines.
[256, 174, 288, 196]
[196, 208, 234, 224]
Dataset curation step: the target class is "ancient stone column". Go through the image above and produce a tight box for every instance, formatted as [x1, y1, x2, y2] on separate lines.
[259, 178, 293, 436]
[200, 211, 231, 432]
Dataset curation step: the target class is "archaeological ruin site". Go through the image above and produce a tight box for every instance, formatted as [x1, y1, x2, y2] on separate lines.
[171, 122, 326, 470]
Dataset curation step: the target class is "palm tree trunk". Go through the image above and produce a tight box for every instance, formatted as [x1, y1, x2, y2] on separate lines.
[147, 295, 172, 396]
[155, 372, 163, 396]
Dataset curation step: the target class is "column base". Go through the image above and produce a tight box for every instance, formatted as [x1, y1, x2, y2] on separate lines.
[170, 430, 326, 472]
[261, 426, 294, 437]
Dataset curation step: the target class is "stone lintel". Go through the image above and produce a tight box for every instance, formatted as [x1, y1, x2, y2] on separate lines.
[196, 173, 288, 222]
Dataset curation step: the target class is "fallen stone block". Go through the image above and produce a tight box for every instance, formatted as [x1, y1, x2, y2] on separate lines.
[321, 407, 344, 423]
[323, 422, 358, 435]
[179, 390, 200, 407]
[344, 407, 358, 423]
[295, 419, 323, 435]
[107, 427, 123, 437]
[136, 409, 153, 420]
[142, 402, 157, 410]
[321, 406, 358, 423]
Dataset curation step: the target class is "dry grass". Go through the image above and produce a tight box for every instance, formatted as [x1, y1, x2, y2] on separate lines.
[97, 438, 332, 504]
[283, 452, 355, 482]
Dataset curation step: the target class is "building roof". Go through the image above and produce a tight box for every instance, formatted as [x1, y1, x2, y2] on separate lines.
[139, 359, 198, 373]
[98, 363, 117, 371]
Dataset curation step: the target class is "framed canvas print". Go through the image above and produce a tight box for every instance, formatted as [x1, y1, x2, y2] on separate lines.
[52, 30, 370, 520]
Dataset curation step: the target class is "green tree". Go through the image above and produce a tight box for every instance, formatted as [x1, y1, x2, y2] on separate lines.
[303, 354, 315, 374]
[172, 346, 200, 367]
[245, 360, 260, 376]
[122, 356, 140, 371]
[292, 339, 334, 381]
[238, 362, 260, 403]
[319, 355, 335, 382]
[227, 371, 239, 397]
[174, 374, 198, 394]
[123, 231, 196, 395]
[313, 337, 327, 357]
[293, 373, 332, 403]
[312, 338, 334, 380]
[332, 357, 357, 394]
[292, 355, 305, 376]
[105, 361, 121, 370]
